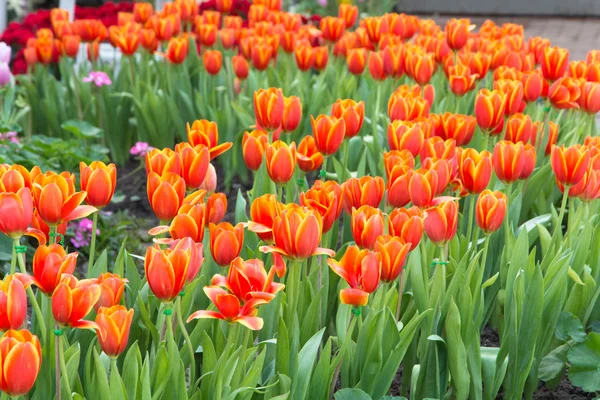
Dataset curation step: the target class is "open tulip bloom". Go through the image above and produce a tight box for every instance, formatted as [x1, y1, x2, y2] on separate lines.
[3, 3, 600, 400]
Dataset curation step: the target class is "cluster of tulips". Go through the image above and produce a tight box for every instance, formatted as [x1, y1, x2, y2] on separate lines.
[2, 0, 600, 398]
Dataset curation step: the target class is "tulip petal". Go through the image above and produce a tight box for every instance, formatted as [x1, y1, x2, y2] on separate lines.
[236, 315, 264, 331]
[64, 205, 97, 223]
[70, 319, 100, 331]
[3, 342, 40, 396]
[24, 228, 46, 245]
[187, 310, 225, 322]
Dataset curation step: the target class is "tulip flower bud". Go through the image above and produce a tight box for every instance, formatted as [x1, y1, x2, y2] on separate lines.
[424, 200, 459, 245]
[388, 206, 423, 251]
[493, 141, 525, 184]
[95, 305, 134, 358]
[328, 246, 381, 307]
[266, 141, 296, 185]
[351, 205, 384, 250]
[476, 190, 507, 234]
[297, 136, 324, 173]
[0, 330, 42, 396]
[209, 222, 244, 266]
[551, 144, 591, 187]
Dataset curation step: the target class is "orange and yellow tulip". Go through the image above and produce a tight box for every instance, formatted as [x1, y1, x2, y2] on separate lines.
[541, 46, 569, 81]
[0, 188, 43, 242]
[438, 113, 476, 146]
[551, 145, 591, 187]
[145, 238, 197, 302]
[242, 130, 269, 171]
[197, 23, 218, 47]
[248, 194, 282, 243]
[203, 49, 223, 75]
[254, 88, 284, 131]
[115, 31, 140, 56]
[328, 245, 381, 307]
[406, 51, 436, 85]
[95, 305, 134, 358]
[209, 222, 245, 266]
[459, 148, 492, 193]
[32, 172, 96, 227]
[205, 192, 227, 224]
[186, 119, 232, 160]
[297, 136, 324, 173]
[294, 44, 314, 71]
[282, 96, 302, 132]
[139, 28, 158, 52]
[261, 204, 334, 259]
[0, 274, 33, 330]
[311, 115, 346, 156]
[149, 202, 206, 243]
[448, 64, 478, 96]
[0, 164, 31, 193]
[520, 70, 544, 102]
[421, 137, 456, 162]
[424, 200, 458, 245]
[374, 235, 411, 282]
[313, 46, 329, 71]
[251, 41, 273, 71]
[474, 88, 507, 133]
[79, 161, 117, 208]
[387, 165, 412, 208]
[476, 190, 507, 234]
[548, 77, 581, 109]
[145, 148, 182, 176]
[0, 330, 42, 396]
[351, 205, 384, 250]
[578, 81, 600, 114]
[165, 36, 188, 64]
[408, 168, 439, 207]
[342, 176, 385, 215]
[388, 93, 430, 122]
[494, 79, 524, 115]
[339, 4, 358, 28]
[368, 51, 386, 81]
[95, 273, 128, 311]
[212, 257, 284, 303]
[388, 207, 423, 251]
[232, 55, 249, 80]
[300, 180, 343, 233]
[445, 18, 470, 50]
[520, 144, 537, 180]
[146, 172, 186, 222]
[174, 143, 210, 190]
[320, 16, 345, 42]
[504, 113, 537, 144]
[266, 141, 296, 185]
[493, 141, 525, 184]
[388, 120, 424, 157]
[347, 48, 367, 75]
[219, 28, 236, 49]
[52, 274, 101, 330]
[62, 34, 81, 57]
[331, 99, 365, 138]
[133, 3, 153, 23]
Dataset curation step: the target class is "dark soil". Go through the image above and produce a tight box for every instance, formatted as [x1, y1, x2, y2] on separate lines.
[533, 376, 595, 400]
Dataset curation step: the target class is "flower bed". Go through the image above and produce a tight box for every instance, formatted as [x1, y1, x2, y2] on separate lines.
[1, 1, 600, 399]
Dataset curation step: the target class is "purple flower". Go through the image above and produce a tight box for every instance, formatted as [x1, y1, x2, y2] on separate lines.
[0, 131, 19, 144]
[82, 71, 112, 87]
[70, 218, 100, 249]
[130, 141, 153, 156]
[0, 63, 11, 87]
[317, 0, 328, 6]
[0, 43, 10, 64]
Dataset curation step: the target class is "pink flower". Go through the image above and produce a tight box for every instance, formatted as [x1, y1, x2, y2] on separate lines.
[0, 63, 11, 87]
[0, 42, 11, 64]
[130, 142, 153, 157]
[83, 71, 112, 87]
[0, 132, 19, 144]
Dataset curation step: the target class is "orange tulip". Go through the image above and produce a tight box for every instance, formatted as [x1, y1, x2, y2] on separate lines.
[312, 46, 329, 71]
[0, 164, 31, 193]
[476, 190, 507, 234]
[445, 18, 470, 50]
[204, 192, 227, 224]
[492, 141, 525, 184]
[282, 96, 302, 132]
[587, 62, 600, 82]
[133, 3, 153, 23]
[297, 136, 324, 173]
[266, 141, 296, 185]
[203, 49, 222, 75]
[520, 144, 537, 180]
[504, 113, 536, 144]
[474, 88, 507, 133]
[533, 121, 559, 156]
[294, 44, 314, 71]
[32, 172, 96, 227]
[351, 205, 384, 250]
[438, 112, 476, 146]
[388, 120, 424, 157]
[551, 145, 591, 187]
[149, 201, 206, 244]
[165, 36, 188, 64]
[568, 61, 588, 79]
[0, 330, 42, 396]
[95, 305, 134, 358]
[24, 46, 38, 66]
[196, 23, 218, 47]
[424, 200, 458, 245]
[368, 51, 386, 81]
[342, 176, 385, 215]
[115, 31, 139, 56]
[406, 51, 436, 85]
[261, 204, 334, 259]
[408, 168, 438, 208]
[187, 285, 268, 330]
[219, 28, 236, 49]
[0, 274, 33, 330]
[145, 238, 197, 302]
[139, 28, 158, 52]
[548, 77, 581, 110]
[320, 16, 345, 42]
[254, 88, 284, 131]
[62, 34, 81, 57]
[388, 207, 423, 251]
[374, 235, 411, 283]
[448, 64, 478, 96]
[209, 222, 244, 266]
[384, 149, 415, 180]
[251, 41, 273, 71]
[386, 162, 412, 207]
[338, 4, 358, 28]
[145, 148, 182, 176]
[423, 157, 451, 195]
[328, 245, 381, 307]
[571, 168, 600, 201]
[459, 51, 491, 78]
[94, 273, 128, 311]
[248, 194, 282, 243]
[186, 119, 232, 160]
[578, 81, 600, 114]
[311, 115, 346, 156]
[347, 48, 367, 75]
[331, 99, 365, 138]
[232, 55, 249, 79]
[421, 137, 456, 162]
[242, 130, 269, 171]
[146, 172, 186, 222]
[79, 161, 117, 208]
[174, 143, 210, 190]
[0, 188, 43, 242]
[388, 93, 430, 122]
[459, 148, 492, 194]
[494, 79, 524, 115]
[52, 274, 100, 329]
[300, 180, 343, 233]
[541, 46, 569, 81]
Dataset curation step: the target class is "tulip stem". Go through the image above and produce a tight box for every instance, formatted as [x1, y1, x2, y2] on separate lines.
[55, 324, 61, 400]
[285, 260, 302, 332]
[58, 333, 72, 397]
[176, 297, 196, 394]
[503, 183, 513, 247]
[342, 140, 349, 181]
[552, 188, 570, 248]
[466, 195, 475, 249]
[88, 212, 99, 272]
[329, 313, 358, 399]
[14, 239, 47, 342]
[395, 269, 406, 321]
[481, 235, 491, 273]
[10, 242, 16, 275]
